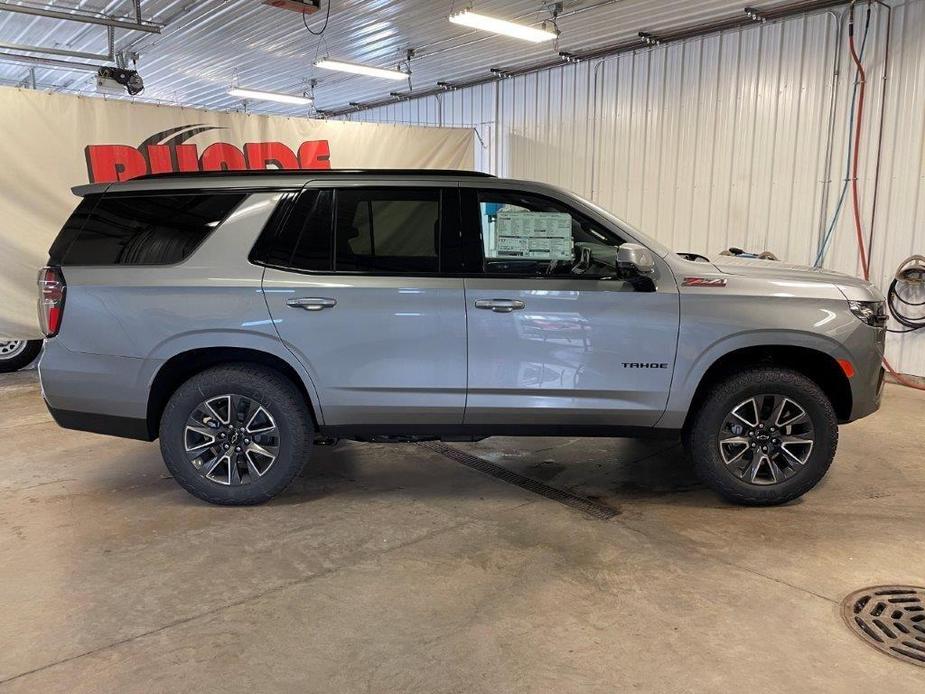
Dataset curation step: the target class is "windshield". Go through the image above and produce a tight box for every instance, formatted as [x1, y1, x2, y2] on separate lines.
[570, 193, 671, 258]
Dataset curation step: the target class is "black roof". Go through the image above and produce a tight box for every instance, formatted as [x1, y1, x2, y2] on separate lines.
[134, 168, 494, 181]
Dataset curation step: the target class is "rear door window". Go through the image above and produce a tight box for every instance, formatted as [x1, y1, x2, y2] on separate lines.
[334, 188, 440, 274]
[250, 189, 334, 271]
[49, 192, 246, 266]
[250, 186, 456, 275]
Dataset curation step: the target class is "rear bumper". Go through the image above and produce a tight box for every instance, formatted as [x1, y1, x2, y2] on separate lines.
[45, 403, 153, 440]
[39, 340, 158, 440]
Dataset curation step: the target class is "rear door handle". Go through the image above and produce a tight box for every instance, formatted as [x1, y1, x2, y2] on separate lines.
[474, 299, 525, 313]
[286, 297, 337, 311]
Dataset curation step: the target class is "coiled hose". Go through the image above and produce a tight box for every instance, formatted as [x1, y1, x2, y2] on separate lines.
[887, 256, 925, 333]
[883, 256, 925, 390]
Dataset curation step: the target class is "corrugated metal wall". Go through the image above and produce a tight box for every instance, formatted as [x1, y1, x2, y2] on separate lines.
[340, 1, 925, 377]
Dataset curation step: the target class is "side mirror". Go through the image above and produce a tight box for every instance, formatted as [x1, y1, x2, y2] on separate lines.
[617, 243, 656, 274]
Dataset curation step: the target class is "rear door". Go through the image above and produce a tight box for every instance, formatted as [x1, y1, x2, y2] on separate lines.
[459, 185, 680, 428]
[260, 183, 467, 428]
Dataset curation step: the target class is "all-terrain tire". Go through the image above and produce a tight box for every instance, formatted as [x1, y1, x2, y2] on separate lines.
[159, 364, 313, 505]
[686, 367, 838, 506]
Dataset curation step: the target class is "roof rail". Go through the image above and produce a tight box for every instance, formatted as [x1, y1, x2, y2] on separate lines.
[133, 168, 495, 181]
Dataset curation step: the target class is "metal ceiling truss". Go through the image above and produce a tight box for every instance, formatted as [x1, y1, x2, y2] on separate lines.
[0, 1, 160, 77]
[0, 49, 103, 71]
[321, 0, 852, 118]
[0, 2, 160, 33]
[0, 0, 855, 114]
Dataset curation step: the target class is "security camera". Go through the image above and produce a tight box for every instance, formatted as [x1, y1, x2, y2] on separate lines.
[96, 67, 144, 96]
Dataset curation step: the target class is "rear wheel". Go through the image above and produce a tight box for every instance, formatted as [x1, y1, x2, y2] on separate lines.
[687, 367, 838, 505]
[159, 364, 313, 505]
[0, 340, 42, 373]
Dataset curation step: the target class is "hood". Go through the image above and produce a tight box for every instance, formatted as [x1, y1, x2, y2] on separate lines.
[707, 255, 882, 301]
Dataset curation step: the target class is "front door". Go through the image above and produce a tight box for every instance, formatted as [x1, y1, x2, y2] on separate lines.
[460, 186, 679, 428]
[261, 185, 467, 427]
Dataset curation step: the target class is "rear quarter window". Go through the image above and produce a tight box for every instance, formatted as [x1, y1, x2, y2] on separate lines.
[49, 192, 247, 266]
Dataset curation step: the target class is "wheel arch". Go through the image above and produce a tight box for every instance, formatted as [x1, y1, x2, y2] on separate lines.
[146, 347, 320, 439]
[681, 345, 852, 434]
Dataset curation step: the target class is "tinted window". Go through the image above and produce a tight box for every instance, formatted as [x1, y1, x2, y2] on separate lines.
[335, 189, 439, 273]
[249, 191, 299, 267]
[50, 193, 245, 266]
[470, 190, 623, 277]
[290, 190, 334, 271]
[251, 189, 333, 271]
[48, 195, 101, 262]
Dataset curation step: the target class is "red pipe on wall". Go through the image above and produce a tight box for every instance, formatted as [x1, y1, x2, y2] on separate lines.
[847, 3, 871, 281]
[845, 3, 924, 390]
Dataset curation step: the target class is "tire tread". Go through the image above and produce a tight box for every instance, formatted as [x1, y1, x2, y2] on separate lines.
[687, 367, 838, 506]
[159, 363, 313, 505]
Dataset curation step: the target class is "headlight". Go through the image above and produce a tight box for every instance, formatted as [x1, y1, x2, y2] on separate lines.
[848, 300, 887, 327]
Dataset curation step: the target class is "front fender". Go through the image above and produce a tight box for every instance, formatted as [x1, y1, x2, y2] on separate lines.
[658, 328, 852, 429]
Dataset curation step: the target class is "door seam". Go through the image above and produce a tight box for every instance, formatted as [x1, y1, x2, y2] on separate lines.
[259, 265, 327, 427]
[462, 278, 470, 425]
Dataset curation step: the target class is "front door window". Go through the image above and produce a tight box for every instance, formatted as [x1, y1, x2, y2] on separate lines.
[472, 190, 625, 278]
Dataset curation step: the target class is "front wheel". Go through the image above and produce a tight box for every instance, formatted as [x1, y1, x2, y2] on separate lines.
[686, 367, 838, 506]
[159, 364, 313, 505]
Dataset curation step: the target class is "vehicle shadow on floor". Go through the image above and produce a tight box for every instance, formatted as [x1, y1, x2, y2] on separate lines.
[273, 438, 713, 510]
[91, 437, 808, 511]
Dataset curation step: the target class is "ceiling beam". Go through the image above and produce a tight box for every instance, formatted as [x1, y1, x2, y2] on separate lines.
[0, 40, 112, 62]
[0, 51, 104, 72]
[0, 2, 161, 34]
[323, 0, 850, 117]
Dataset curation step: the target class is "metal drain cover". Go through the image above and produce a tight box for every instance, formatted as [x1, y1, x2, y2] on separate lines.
[842, 585, 925, 666]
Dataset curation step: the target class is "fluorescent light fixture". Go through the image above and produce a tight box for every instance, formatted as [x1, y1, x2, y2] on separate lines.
[314, 58, 407, 80]
[449, 9, 557, 43]
[228, 87, 312, 105]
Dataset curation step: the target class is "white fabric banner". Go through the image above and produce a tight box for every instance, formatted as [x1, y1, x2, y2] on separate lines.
[0, 87, 474, 338]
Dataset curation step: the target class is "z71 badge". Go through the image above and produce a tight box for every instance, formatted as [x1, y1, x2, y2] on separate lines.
[682, 277, 728, 287]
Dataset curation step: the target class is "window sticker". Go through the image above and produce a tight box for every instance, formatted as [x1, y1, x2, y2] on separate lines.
[491, 210, 573, 260]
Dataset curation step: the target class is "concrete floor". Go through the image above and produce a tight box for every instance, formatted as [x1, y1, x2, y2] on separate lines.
[0, 370, 923, 693]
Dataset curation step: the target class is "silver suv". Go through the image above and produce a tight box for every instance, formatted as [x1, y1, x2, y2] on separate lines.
[38, 170, 886, 506]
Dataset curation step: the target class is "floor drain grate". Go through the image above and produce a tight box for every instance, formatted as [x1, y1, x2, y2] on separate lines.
[418, 441, 618, 520]
[841, 585, 925, 667]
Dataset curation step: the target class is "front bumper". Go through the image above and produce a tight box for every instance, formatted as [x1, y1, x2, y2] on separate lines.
[845, 325, 886, 422]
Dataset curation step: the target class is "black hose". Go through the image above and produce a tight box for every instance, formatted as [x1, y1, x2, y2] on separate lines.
[303, 1, 331, 36]
[887, 277, 925, 332]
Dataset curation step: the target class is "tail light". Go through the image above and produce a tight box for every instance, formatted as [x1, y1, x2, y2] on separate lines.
[38, 266, 66, 337]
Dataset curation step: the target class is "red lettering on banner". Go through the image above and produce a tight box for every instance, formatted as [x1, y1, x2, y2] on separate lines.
[83, 128, 332, 182]
[84, 145, 148, 183]
[145, 145, 174, 174]
[298, 140, 331, 169]
[244, 142, 299, 170]
[174, 144, 201, 173]
[200, 143, 247, 171]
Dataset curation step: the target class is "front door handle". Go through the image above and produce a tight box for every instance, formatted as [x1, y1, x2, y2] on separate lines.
[286, 297, 337, 311]
[474, 299, 525, 313]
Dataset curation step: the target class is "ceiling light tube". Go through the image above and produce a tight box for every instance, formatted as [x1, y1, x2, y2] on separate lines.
[228, 87, 312, 105]
[314, 58, 407, 80]
[449, 10, 557, 43]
